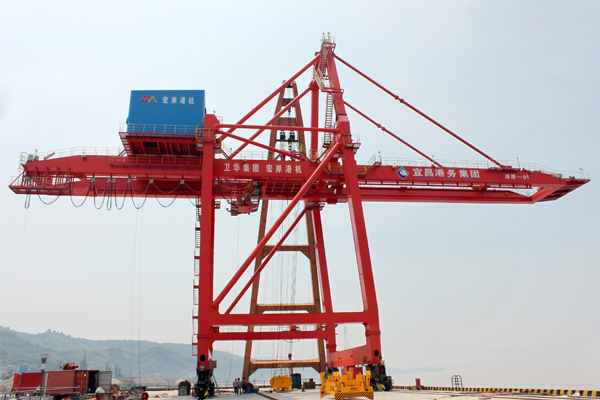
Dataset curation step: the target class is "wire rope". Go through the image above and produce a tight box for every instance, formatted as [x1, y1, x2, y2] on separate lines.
[152, 180, 183, 195]
[36, 191, 62, 205]
[69, 178, 93, 208]
[130, 181, 150, 210]
[184, 181, 203, 206]
[216, 181, 232, 204]
[114, 179, 128, 210]
[105, 178, 113, 210]
[24, 192, 31, 209]
[93, 179, 108, 210]
[227, 216, 242, 386]
[275, 200, 285, 362]
[129, 209, 138, 382]
[153, 181, 181, 208]
[22, 200, 29, 232]
[137, 208, 144, 385]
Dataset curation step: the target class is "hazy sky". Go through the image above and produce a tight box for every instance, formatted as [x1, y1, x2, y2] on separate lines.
[1, 0, 599, 390]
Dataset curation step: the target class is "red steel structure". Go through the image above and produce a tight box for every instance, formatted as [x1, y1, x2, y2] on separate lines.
[240, 81, 328, 380]
[9, 35, 589, 397]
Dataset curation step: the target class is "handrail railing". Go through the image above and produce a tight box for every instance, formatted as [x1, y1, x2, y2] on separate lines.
[20, 148, 122, 162]
[379, 157, 590, 180]
[120, 122, 203, 135]
[15, 148, 589, 181]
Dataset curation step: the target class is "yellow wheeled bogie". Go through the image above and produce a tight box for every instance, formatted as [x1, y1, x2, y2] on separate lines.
[270, 375, 292, 392]
[320, 371, 340, 397]
[320, 371, 373, 400]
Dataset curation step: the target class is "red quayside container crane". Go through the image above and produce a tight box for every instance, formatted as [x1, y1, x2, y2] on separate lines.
[9, 35, 590, 398]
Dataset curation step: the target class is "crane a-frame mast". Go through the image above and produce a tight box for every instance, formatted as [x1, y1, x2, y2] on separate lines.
[9, 35, 589, 397]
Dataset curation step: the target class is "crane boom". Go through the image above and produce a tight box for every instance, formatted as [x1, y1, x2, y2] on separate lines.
[10, 144, 587, 205]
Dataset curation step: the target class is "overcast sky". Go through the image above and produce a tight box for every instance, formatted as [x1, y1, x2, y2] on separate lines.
[1, 0, 599, 390]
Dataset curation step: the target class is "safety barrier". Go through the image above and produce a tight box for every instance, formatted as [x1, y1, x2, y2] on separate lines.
[394, 386, 600, 397]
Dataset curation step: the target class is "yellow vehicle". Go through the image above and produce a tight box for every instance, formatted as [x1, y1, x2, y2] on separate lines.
[320, 370, 373, 400]
[270, 374, 292, 392]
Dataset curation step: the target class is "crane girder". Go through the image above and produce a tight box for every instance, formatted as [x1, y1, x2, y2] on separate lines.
[10, 152, 588, 205]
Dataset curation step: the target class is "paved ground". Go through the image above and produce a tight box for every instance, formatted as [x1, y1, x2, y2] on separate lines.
[1, 388, 591, 400]
[199, 389, 590, 400]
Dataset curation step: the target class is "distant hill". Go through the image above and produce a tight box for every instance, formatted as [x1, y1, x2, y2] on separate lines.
[0, 326, 246, 383]
[0, 328, 48, 366]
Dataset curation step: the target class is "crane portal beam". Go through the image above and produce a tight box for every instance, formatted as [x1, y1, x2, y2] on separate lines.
[10, 154, 587, 205]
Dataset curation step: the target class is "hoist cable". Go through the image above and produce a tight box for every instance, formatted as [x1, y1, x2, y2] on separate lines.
[105, 179, 113, 211]
[153, 181, 181, 208]
[137, 208, 144, 385]
[130, 181, 150, 210]
[69, 178, 93, 208]
[93, 179, 108, 210]
[114, 179, 128, 210]
[183, 181, 203, 206]
[24, 192, 31, 209]
[216, 181, 232, 204]
[36, 192, 62, 205]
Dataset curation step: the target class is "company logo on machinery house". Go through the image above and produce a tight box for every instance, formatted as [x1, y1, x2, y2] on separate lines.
[223, 161, 303, 175]
[396, 166, 531, 181]
[140, 95, 196, 105]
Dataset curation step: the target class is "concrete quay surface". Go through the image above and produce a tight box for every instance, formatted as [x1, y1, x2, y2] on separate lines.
[166, 388, 598, 400]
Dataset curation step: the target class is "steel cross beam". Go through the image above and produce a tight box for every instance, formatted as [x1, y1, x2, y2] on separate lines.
[228, 85, 312, 158]
[212, 139, 343, 309]
[8, 155, 587, 204]
[226, 54, 320, 156]
[223, 206, 308, 314]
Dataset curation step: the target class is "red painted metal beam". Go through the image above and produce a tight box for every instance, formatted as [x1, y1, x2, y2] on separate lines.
[224, 207, 308, 314]
[196, 138, 217, 371]
[310, 80, 320, 160]
[312, 206, 337, 354]
[211, 329, 329, 342]
[213, 140, 342, 309]
[9, 157, 587, 206]
[217, 130, 305, 161]
[309, 52, 383, 368]
[12, 153, 581, 191]
[214, 310, 372, 326]
[337, 143, 382, 367]
[218, 124, 338, 134]
[228, 86, 312, 158]
[225, 54, 320, 136]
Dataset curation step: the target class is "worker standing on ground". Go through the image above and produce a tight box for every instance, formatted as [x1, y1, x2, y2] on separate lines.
[95, 385, 105, 400]
[233, 378, 239, 395]
[236, 378, 242, 395]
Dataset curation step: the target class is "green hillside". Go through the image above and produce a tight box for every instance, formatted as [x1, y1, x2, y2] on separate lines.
[0, 326, 242, 382]
[0, 329, 48, 366]
[0, 327, 321, 384]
